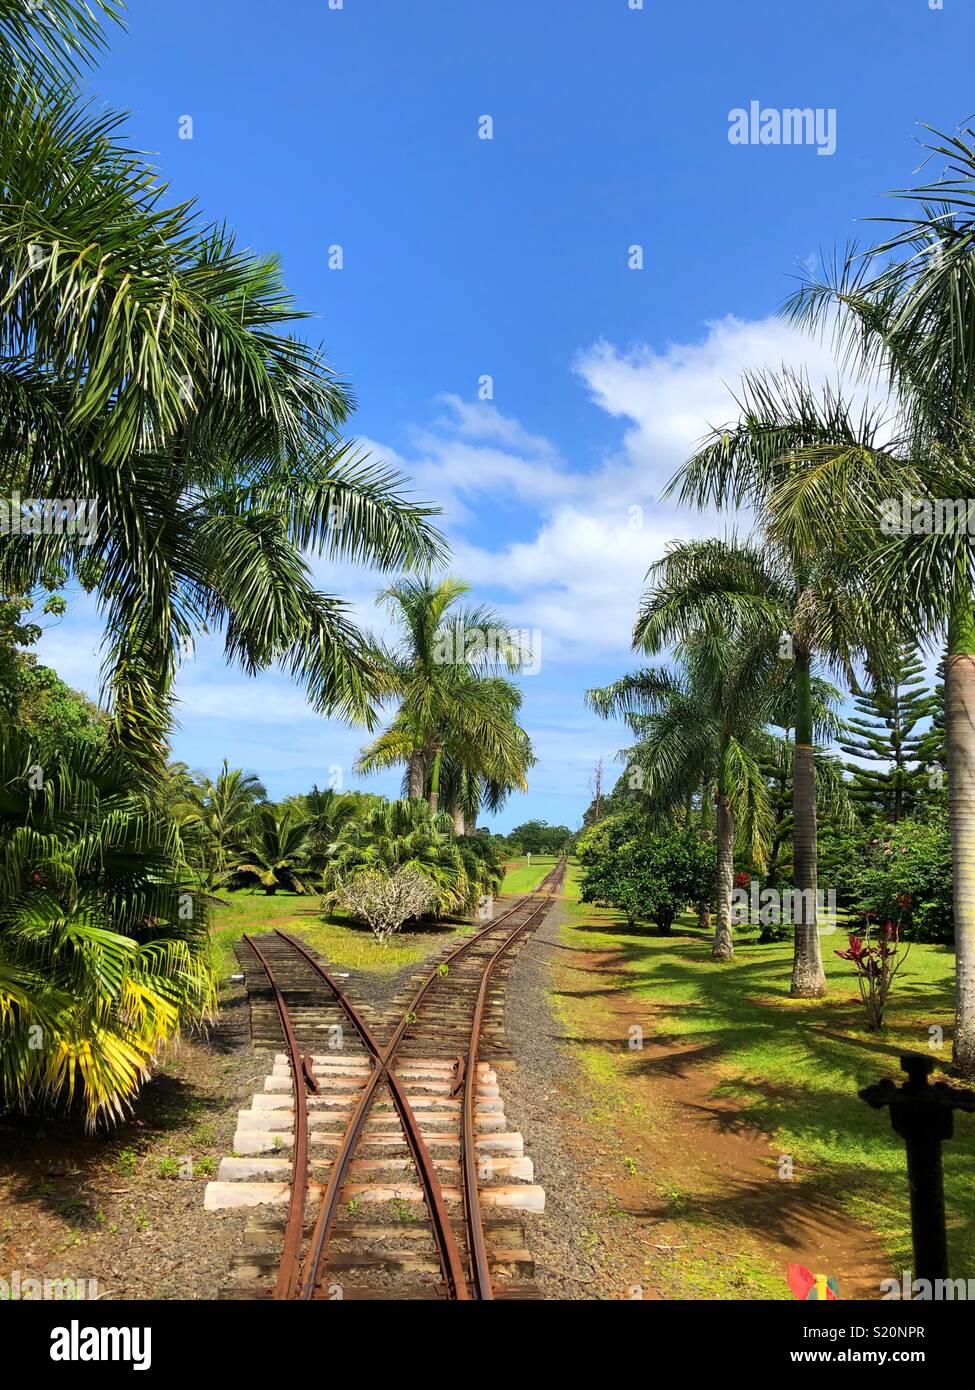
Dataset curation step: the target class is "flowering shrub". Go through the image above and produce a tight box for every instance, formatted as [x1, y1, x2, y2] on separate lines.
[835, 917, 910, 1030]
[331, 868, 438, 947]
[846, 811, 952, 943]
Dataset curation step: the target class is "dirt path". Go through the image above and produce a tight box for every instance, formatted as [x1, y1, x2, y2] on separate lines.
[509, 900, 895, 1301]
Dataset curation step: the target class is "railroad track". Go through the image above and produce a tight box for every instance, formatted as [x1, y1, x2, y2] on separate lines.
[205, 860, 565, 1300]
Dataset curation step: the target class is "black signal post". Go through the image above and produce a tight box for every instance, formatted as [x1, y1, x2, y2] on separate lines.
[860, 1053, 975, 1284]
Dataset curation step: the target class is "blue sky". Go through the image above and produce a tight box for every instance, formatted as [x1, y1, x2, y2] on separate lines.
[40, 0, 975, 829]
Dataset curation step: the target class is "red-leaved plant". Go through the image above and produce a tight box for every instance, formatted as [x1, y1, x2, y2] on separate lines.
[835, 904, 911, 1030]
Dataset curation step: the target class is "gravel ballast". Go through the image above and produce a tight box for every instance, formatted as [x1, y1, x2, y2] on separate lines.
[502, 897, 647, 1301]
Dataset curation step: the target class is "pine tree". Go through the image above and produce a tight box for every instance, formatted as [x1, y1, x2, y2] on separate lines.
[916, 655, 948, 799]
[841, 646, 937, 822]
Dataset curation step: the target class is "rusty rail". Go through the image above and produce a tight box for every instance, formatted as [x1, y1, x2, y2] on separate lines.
[250, 861, 565, 1301]
[241, 932, 315, 1300]
[279, 932, 469, 1302]
[461, 860, 565, 1298]
[370, 859, 564, 1296]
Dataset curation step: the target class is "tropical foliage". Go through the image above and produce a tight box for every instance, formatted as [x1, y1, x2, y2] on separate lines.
[577, 815, 711, 934]
[0, 729, 214, 1128]
[505, 820, 573, 855]
[323, 798, 493, 919]
[848, 812, 954, 945]
[181, 761, 267, 890]
[356, 577, 534, 821]
[841, 648, 938, 822]
[0, 0, 449, 1124]
[582, 126, 975, 1069]
[0, 0, 444, 781]
[227, 806, 313, 896]
[338, 869, 439, 947]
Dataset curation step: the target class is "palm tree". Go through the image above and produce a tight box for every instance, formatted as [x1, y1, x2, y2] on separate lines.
[157, 761, 199, 815]
[356, 578, 531, 814]
[589, 629, 778, 961]
[298, 785, 362, 872]
[0, 0, 123, 83]
[419, 679, 535, 833]
[185, 762, 267, 890]
[0, 725, 215, 1128]
[324, 799, 470, 915]
[0, 3, 445, 777]
[767, 128, 975, 1069]
[454, 833, 506, 908]
[229, 806, 312, 896]
[437, 756, 532, 836]
[754, 727, 856, 937]
[591, 587, 850, 962]
[634, 526, 873, 995]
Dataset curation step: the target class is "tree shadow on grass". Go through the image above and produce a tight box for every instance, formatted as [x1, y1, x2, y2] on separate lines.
[569, 919, 701, 942]
[557, 908, 975, 1272]
[557, 913, 965, 1112]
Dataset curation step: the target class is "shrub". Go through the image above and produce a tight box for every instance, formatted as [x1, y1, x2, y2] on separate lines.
[0, 731, 215, 1129]
[323, 800, 468, 916]
[456, 834, 506, 909]
[835, 920, 911, 1030]
[578, 815, 712, 933]
[332, 868, 439, 946]
[847, 811, 953, 942]
[227, 806, 313, 895]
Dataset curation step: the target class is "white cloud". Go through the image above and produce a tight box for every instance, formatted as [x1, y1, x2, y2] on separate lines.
[431, 394, 559, 459]
[172, 679, 318, 724]
[451, 508, 695, 658]
[358, 396, 579, 531]
[573, 313, 862, 487]
[406, 315, 873, 661]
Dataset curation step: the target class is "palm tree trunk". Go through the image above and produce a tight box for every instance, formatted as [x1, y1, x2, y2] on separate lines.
[791, 648, 826, 997]
[408, 750, 425, 800]
[465, 810, 478, 835]
[947, 579, 975, 1076]
[713, 788, 734, 961]
[428, 747, 442, 814]
[451, 804, 466, 835]
[700, 778, 713, 831]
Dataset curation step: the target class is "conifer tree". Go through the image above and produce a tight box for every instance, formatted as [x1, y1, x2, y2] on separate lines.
[916, 655, 948, 798]
[841, 646, 936, 822]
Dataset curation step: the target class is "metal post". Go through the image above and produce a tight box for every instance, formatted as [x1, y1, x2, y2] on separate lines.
[859, 1053, 974, 1285]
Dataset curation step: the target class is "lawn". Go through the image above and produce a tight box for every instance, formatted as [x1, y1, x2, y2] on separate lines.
[555, 859, 975, 1279]
[208, 855, 559, 983]
[500, 854, 561, 896]
[207, 891, 472, 980]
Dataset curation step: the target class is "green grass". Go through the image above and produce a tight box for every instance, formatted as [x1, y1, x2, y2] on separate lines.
[500, 854, 561, 896]
[210, 854, 568, 985]
[557, 894, 975, 1276]
[208, 891, 472, 980]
